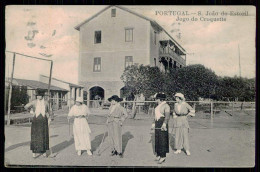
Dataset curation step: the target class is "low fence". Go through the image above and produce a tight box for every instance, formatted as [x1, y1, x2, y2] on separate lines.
[88, 100, 255, 119]
[84, 100, 110, 109]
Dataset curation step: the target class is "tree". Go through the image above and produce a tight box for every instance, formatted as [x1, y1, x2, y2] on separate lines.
[216, 76, 255, 101]
[5, 86, 29, 113]
[170, 64, 218, 100]
[120, 64, 255, 102]
[120, 65, 164, 98]
[243, 78, 255, 101]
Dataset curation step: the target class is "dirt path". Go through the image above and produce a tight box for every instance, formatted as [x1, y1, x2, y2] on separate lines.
[4, 109, 255, 167]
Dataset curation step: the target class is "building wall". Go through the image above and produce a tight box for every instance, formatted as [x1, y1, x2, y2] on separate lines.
[79, 80, 124, 100]
[77, 7, 186, 100]
[149, 25, 160, 67]
[78, 6, 151, 84]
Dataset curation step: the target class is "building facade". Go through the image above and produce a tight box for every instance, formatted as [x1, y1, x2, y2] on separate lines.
[75, 6, 186, 101]
[39, 75, 85, 108]
[5, 78, 68, 112]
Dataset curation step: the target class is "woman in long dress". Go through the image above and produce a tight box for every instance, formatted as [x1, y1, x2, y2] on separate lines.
[68, 97, 92, 156]
[172, 93, 195, 156]
[24, 89, 50, 158]
[107, 95, 128, 158]
[151, 93, 170, 164]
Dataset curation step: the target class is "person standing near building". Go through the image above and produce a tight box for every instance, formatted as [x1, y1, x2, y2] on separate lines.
[67, 97, 92, 156]
[24, 89, 50, 158]
[151, 93, 170, 164]
[172, 93, 195, 156]
[136, 93, 145, 112]
[107, 95, 128, 158]
[93, 95, 101, 108]
[131, 93, 145, 119]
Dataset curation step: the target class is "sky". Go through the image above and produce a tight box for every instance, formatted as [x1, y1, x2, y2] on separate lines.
[5, 5, 256, 84]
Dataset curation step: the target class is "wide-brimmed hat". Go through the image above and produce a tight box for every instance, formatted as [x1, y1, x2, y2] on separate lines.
[35, 89, 46, 96]
[75, 97, 83, 103]
[174, 93, 185, 100]
[108, 95, 123, 102]
[154, 92, 166, 100]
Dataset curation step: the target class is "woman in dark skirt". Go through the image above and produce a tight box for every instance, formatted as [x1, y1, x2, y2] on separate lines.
[151, 93, 170, 164]
[24, 89, 50, 158]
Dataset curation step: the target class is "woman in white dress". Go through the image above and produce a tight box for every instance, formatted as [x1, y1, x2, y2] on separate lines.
[67, 97, 92, 156]
[172, 93, 195, 156]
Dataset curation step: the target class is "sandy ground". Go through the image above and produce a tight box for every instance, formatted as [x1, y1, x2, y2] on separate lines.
[4, 108, 255, 167]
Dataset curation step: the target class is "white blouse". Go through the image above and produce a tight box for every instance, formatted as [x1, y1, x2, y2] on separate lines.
[68, 104, 91, 117]
[35, 99, 46, 117]
[155, 101, 166, 121]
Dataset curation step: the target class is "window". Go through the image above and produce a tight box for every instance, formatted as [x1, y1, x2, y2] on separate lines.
[111, 9, 116, 17]
[93, 57, 101, 72]
[154, 58, 156, 66]
[125, 56, 133, 68]
[154, 31, 157, 45]
[94, 31, 101, 44]
[125, 28, 133, 42]
[180, 65, 182, 68]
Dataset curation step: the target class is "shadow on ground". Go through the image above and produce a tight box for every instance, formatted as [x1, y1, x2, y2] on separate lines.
[51, 137, 74, 154]
[91, 132, 108, 152]
[149, 133, 155, 155]
[122, 131, 134, 154]
[90, 131, 134, 154]
[5, 135, 59, 153]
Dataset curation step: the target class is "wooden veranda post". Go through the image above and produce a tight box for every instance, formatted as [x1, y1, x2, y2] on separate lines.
[7, 53, 16, 125]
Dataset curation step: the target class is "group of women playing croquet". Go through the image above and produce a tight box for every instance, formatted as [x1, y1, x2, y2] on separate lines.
[24, 89, 195, 164]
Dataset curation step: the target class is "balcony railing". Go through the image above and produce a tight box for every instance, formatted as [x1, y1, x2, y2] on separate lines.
[159, 46, 185, 65]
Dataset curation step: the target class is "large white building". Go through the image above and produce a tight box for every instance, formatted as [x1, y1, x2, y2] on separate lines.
[75, 5, 186, 101]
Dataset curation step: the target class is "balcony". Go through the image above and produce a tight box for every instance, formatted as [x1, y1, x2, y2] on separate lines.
[159, 46, 186, 66]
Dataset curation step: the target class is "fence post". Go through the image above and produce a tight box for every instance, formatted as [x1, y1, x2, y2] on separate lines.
[232, 102, 234, 116]
[193, 103, 196, 112]
[210, 101, 213, 119]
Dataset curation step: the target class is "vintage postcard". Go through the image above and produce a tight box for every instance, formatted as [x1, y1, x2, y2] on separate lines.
[5, 5, 255, 167]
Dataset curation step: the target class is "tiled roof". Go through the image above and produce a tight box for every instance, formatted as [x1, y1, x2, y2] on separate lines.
[6, 78, 68, 91]
[40, 75, 84, 88]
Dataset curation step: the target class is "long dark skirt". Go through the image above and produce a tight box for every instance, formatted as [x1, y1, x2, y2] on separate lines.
[30, 114, 49, 153]
[155, 117, 169, 158]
